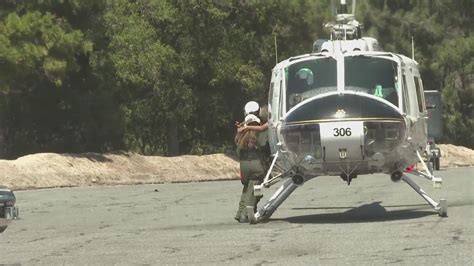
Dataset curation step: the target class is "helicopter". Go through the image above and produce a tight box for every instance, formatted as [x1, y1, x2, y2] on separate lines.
[245, 0, 447, 224]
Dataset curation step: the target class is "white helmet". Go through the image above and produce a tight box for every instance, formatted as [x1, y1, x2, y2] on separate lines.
[244, 101, 260, 116]
[244, 114, 261, 125]
[295, 68, 314, 85]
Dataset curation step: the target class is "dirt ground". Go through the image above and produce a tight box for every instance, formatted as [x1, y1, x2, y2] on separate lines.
[0, 144, 472, 190]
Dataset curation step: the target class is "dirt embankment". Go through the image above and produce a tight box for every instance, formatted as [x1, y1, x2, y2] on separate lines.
[0, 144, 472, 190]
[0, 152, 239, 190]
[436, 144, 474, 168]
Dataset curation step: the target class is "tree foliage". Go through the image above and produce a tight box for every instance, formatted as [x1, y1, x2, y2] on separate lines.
[0, 0, 472, 158]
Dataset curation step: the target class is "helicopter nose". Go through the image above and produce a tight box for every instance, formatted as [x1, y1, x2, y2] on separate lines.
[284, 93, 403, 124]
[281, 93, 406, 164]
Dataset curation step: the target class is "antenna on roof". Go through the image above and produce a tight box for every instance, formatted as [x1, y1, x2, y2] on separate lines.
[411, 35, 415, 60]
[272, 25, 279, 65]
[274, 34, 278, 65]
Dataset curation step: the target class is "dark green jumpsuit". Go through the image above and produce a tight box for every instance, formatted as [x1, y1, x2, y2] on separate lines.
[234, 130, 269, 222]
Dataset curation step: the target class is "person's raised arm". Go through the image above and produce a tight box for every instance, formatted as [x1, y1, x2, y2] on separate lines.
[238, 122, 268, 133]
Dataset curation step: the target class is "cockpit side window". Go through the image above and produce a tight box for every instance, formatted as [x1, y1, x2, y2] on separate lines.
[402, 74, 410, 114]
[279, 79, 284, 118]
[414, 76, 425, 113]
[286, 57, 337, 111]
[268, 82, 274, 119]
[345, 56, 399, 107]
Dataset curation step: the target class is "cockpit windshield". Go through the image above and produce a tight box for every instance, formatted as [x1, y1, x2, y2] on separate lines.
[285, 56, 399, 112]
[286, 57, 337, 111]
[345, 56, 399, 107]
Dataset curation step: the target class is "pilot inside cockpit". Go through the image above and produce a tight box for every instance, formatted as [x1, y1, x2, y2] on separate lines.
[288, 68, 314, 108]
[295, 68, 314, 89]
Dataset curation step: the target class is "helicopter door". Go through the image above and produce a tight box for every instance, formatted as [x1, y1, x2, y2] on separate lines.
[268, 69, 284, 154]
[404, 69, 427, 149]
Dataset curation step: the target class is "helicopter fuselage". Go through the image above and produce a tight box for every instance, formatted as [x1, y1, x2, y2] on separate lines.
[245, 2, 447, 224]
[267, 40, 429, 179]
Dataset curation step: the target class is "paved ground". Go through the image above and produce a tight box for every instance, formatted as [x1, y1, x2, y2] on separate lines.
[1, 167, 473, 265]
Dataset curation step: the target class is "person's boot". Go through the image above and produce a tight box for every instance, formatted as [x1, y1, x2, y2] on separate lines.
[245, 180, 260, 217]
[235, 186, 247, 222]
[238, 215, 249, 223]
[235, 205, 245, 222]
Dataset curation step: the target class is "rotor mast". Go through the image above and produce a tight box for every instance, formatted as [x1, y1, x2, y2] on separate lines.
[325, 0, 362, 41]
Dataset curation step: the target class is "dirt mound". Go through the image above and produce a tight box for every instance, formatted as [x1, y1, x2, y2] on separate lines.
[438, 144, 474, 168]
[0, 144, 472, 190]
[0, 152, 239, 190]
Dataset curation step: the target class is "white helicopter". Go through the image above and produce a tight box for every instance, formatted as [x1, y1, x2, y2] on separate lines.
[246, 0, 447, 224]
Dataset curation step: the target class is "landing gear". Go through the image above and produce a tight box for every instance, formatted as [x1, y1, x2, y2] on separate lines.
[245, 151, 308, 224]
[401, 150, 448, 217]
[401, 174, 447, 217]
[244, 149, 448, 224]
[246, 178, 299, 224]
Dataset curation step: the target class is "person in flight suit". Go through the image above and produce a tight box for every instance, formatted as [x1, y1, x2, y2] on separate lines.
[234, 103, 269, 223]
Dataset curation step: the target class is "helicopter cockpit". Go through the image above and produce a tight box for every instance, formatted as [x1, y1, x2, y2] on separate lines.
[286, 55, 399, 111]
[286, 57, 337, 110]
[344, 55, 399, 107]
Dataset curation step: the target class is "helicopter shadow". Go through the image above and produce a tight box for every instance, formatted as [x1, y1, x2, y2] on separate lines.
[278, 202, 435, 224]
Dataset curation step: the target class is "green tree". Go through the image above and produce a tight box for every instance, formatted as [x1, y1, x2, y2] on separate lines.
[103, 0, 193, 155]
[436, 36, 474, 147]
[0, 2, 124, 158]
[0, 11, 92, 91]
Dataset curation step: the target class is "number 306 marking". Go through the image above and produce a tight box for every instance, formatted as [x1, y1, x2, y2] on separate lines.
[333, 128, 352, 137]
